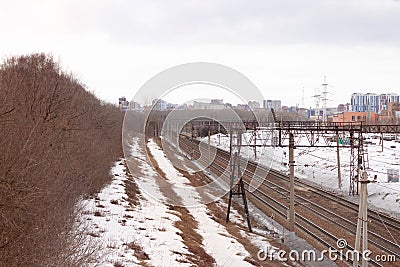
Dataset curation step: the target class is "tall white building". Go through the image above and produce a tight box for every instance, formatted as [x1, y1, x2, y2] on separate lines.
[152, 99, 168, 111]
[379, 93, 400, 111]
[351, 93, 399, 113]
[263, 100, 281, 111]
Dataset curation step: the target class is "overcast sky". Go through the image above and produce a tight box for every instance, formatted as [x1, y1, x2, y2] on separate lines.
[1, 0, 400, 107]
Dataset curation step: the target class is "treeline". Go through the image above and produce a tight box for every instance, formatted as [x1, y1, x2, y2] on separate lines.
[0, 54, 123, 266]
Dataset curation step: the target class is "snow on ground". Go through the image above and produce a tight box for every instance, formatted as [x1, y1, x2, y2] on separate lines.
[76, 162, 140, 266]
[75, 136, 281, 266]
[76, 161, 191, 266]
[200, 133, 400, 216]
[147, 139, 256, 267]
[213, 199, 279, 251]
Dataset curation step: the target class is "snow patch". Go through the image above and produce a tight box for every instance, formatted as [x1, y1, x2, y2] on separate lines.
[147, 139, 255, 266]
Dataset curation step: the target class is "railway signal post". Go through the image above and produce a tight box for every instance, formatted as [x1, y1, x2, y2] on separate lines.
[336, 132, 342, 189]
[289, 133, 295, 233]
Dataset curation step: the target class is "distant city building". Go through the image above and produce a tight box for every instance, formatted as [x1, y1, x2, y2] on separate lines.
[152, 99, 168, 111]
[166, 103, 178, 110]
[380, 102, 400, 123]
[129, 101, 141, 110]
[351, 93, 379, 113]
[236, 104, 250, 110]
[281, 106, 289, 112]
[332, 111, 379, 124]
[263, 100, 281, 111]
[119, 97, 127, 105]
[308, 108, 323, 119]
[280, 106, 299, 113]
[351, 93, 399, 114]
[297, 108, 309, 118]
[193, 100, 225, 110]
[118, 97, 129, 112]
[379, 94, 399, 111]
[179, 103, 189, 110]
[308, 107, 338, 120]
[248, 101, 260, 110]
[211, 99, 223, 105]
[337, 103, 351, 112]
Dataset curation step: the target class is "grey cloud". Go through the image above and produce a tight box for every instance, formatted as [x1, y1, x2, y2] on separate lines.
[50, 0, 400, 45]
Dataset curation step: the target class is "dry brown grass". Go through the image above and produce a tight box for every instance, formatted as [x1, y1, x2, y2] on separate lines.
[124, 166, 142, 207]
[126, 241, 150, 261]
[168, 205, 215, 266]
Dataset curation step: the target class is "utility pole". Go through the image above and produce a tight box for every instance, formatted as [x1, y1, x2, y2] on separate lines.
[289, 133, 295, 233]
[353, 171, 370, 267]
[208, 124, 211, 173]
[218, 123, 221, 146]
[253, 128, 257, 159]
[313, 89, 321, 122]
[336, 132, 342, 189]
[191, 125, 195, 160]
[321, 76, 329, 124]
[226, 151, 236, 223]
[226, 129, 252, 232]
[356, 131, 364, 195]
[366, 93, 371, 125]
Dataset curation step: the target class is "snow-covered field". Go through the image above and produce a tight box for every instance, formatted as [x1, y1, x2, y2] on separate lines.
[200, 132, 400, 217]
[74, 137, 281, 266]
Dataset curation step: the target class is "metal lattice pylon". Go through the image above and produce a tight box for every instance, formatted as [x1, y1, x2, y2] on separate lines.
[349, 130, 358, 195]
[349, 130, 364, 195]
[226, 129, 252, 232]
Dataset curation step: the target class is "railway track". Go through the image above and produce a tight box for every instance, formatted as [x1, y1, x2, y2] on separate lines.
[177, 136, 400, 267]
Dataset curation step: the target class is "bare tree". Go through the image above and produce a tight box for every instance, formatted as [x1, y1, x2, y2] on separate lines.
[0, 54, 123, 266]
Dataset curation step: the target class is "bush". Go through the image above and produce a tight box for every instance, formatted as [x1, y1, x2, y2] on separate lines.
[0, 54, 123, 266]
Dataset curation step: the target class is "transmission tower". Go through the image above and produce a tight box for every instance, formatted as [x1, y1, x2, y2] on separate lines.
[313, 88, 321, 121]
[321, 76, 329, 124]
